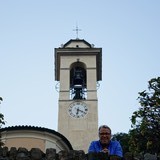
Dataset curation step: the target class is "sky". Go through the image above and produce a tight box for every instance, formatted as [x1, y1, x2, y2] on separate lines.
[0, 0, 160, 135]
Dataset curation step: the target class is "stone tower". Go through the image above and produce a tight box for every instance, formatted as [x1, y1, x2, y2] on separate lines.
[54, 39, 102, 152]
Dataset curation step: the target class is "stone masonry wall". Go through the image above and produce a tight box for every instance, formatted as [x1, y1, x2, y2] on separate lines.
[0, 147, 122, 160]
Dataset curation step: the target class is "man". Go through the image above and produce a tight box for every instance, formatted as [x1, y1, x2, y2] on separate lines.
[88, 125, 123, 158]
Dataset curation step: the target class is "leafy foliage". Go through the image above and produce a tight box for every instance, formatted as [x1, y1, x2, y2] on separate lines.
[112, 132, 130, 154]
[0, 97, 5, 127]
[0, 97, 5, 128]
[0, 97, 5, 147]
[0, 113, 5, 127]
[130, 77, 160, 154]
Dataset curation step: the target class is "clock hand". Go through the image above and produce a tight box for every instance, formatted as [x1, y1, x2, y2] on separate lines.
[78, 109, 85, 114]
[76, 108, 79, 115]
[76, 109, 78, 115]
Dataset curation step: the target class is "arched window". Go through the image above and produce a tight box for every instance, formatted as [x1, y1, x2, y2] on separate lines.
[70, 62, 87, 100]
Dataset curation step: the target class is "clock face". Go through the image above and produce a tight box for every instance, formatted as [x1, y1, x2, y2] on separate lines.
[68, 101, 88, 118]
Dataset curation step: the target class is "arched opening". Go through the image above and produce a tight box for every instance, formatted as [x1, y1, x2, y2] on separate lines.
[70, 62, 87, 100]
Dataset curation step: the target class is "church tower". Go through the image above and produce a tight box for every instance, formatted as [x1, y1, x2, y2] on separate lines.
[54, 39, 102, 152]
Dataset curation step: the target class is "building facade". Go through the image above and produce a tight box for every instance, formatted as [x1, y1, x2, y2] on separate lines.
[0, 126, 73, 152]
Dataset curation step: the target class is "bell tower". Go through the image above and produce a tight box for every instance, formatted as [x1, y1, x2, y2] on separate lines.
[54, 39, 102, 152]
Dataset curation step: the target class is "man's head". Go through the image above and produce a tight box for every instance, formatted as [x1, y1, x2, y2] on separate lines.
[98, 125, 111, 146]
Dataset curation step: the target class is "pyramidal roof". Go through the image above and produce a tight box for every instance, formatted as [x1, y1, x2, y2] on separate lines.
[62, 39, 93, 48]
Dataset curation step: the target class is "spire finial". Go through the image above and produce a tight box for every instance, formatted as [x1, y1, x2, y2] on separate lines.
[73, 24, 81, 39]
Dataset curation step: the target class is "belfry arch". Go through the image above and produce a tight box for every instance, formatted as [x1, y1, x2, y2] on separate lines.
[70, 61, 87, 100]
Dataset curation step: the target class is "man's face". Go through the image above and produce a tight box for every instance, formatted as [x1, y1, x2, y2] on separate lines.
[99, 127, 111, 145]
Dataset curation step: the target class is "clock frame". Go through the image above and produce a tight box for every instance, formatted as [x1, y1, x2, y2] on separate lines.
[68, 101, 88, 118]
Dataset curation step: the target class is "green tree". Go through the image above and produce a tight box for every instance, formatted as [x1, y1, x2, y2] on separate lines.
[0, 97, 5, 127]
[128, 128, 146, 154]
[130, 77, 160, 154]
[112, 132, 130, 154]
[0, 97, 5, 147]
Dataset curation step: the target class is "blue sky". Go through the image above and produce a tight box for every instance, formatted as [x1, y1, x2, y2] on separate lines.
[0, 0, 160, 134]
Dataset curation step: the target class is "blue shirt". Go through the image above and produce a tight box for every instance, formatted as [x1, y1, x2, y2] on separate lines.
[88, 140, 123, 157]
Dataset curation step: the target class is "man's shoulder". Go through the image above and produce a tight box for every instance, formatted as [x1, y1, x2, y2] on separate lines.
[110, 140, 121, 146]
[91, 140, 99, 143]
[90, 140, 100, 145]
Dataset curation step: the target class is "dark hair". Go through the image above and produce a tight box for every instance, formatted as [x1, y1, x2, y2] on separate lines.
[98, 125, 111, 134]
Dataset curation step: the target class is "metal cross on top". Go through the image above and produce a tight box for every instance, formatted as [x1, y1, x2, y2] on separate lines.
[73, 25, 82, 39]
